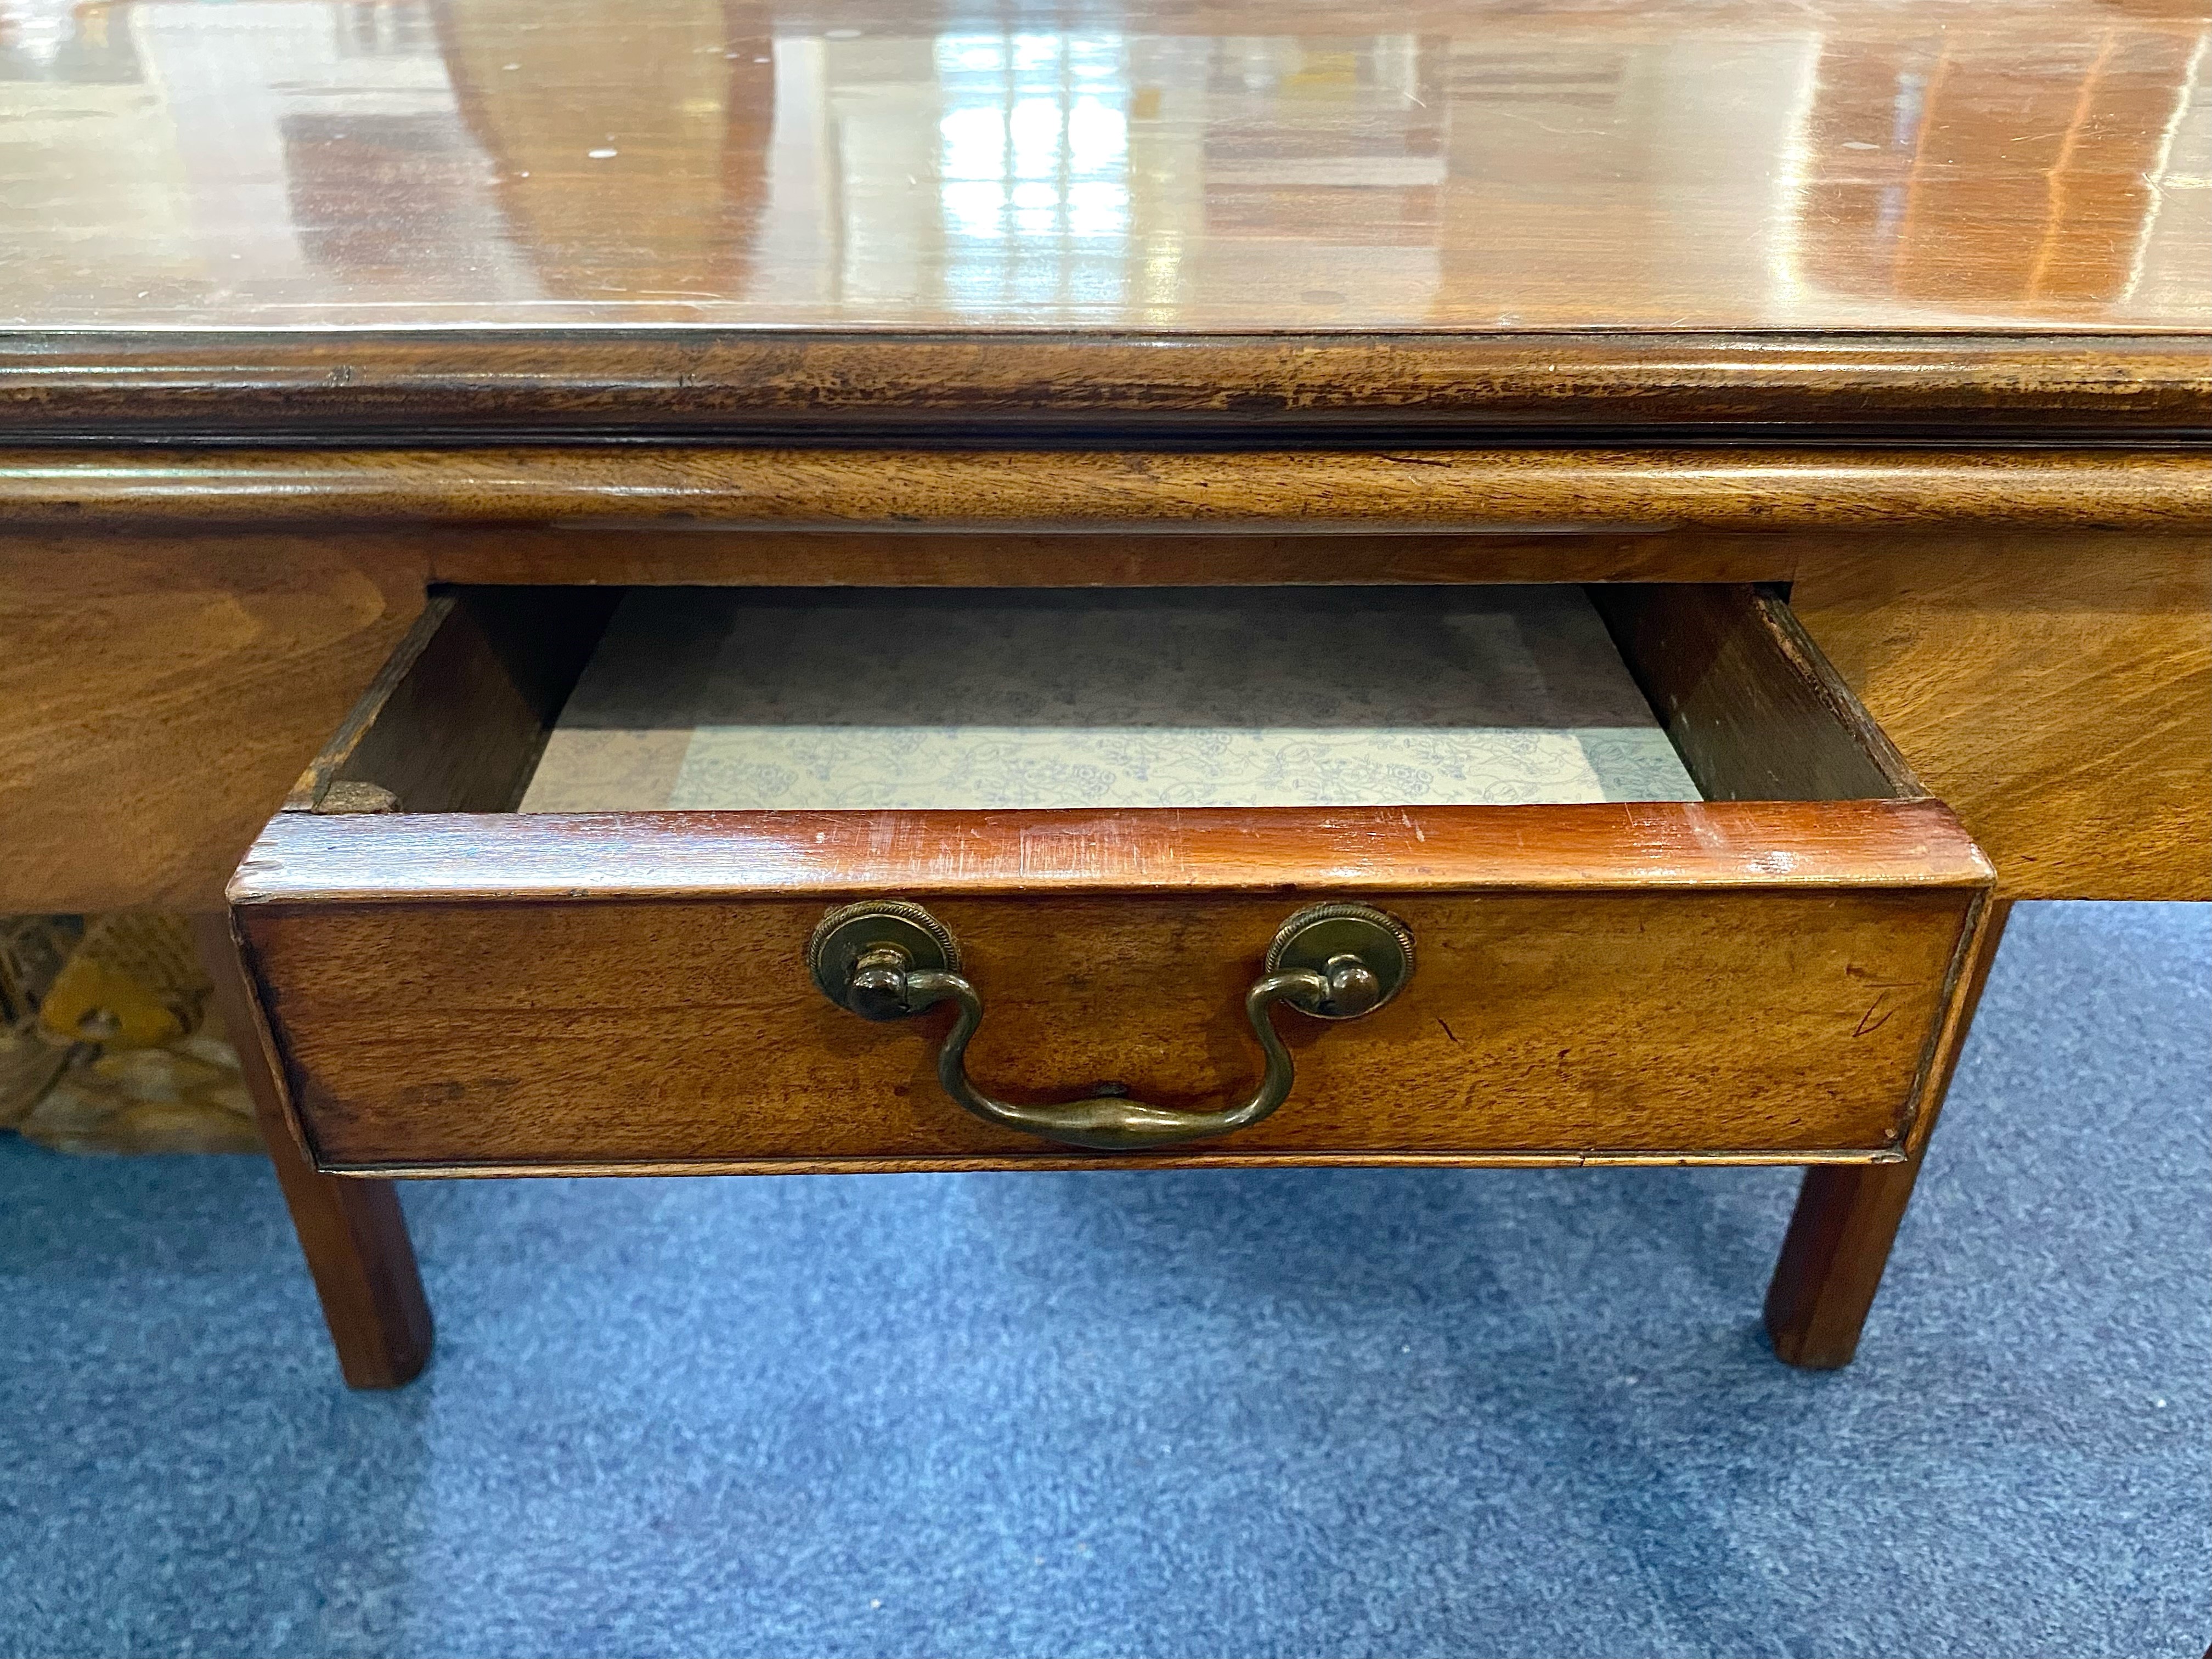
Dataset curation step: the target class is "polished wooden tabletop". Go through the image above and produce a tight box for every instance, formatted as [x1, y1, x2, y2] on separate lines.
[4, 0, 2208, 335]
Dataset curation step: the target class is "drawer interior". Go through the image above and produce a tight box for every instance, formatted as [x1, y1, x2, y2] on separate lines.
[522, 586, 1702, 812]
[288, 583, 1922, 819]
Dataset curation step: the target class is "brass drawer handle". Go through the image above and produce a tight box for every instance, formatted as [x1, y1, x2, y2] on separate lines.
[808, 901, 1413, 1152]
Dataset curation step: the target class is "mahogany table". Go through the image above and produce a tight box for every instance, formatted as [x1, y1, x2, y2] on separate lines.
[2, 0, 2204, 1387]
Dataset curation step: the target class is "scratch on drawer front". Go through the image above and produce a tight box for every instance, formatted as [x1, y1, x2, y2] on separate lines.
[1852, 995, 1896, 1037]
[1016, 818, 1183, 882]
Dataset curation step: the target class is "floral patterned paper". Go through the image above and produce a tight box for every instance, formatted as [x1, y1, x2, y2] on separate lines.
[522, 587, 1701, 812]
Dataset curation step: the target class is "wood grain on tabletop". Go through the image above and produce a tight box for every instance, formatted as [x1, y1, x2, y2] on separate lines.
[2, 0, 2207, 435]
[2, 448, 2204, 529]
[1791, 532, 2212, 901]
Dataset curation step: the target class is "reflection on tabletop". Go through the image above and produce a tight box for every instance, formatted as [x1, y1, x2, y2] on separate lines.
[2, 0, 2206, 328]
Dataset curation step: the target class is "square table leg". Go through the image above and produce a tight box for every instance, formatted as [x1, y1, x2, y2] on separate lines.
[192, 914, 432, 1389]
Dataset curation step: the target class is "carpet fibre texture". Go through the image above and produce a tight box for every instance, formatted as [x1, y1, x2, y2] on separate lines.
[2, 901, 2205, 1659]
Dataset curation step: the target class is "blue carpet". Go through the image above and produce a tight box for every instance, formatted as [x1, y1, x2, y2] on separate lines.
[1, 901, 2205, 1659]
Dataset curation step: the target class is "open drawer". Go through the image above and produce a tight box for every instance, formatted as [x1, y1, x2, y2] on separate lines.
[227, 584, 1994, 1175]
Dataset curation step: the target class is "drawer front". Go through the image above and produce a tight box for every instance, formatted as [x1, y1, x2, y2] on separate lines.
[244, 858, 1979, 1172]
[228, 584, 1994, 1175]
[236, 799, 1988, 1173]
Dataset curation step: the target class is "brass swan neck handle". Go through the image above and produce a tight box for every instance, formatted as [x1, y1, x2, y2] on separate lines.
[901, 964, 1325, 1150]
[808, 901, 1414, 1153]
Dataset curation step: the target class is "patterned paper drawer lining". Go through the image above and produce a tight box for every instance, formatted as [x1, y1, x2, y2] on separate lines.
[521, 587, 1702, 812]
